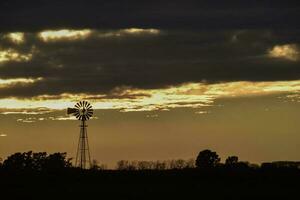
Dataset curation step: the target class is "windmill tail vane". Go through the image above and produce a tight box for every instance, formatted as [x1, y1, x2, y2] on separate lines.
[67, 100, 93, 169]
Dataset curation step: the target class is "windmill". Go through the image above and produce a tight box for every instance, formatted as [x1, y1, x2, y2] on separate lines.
[67, 101, 93, 169]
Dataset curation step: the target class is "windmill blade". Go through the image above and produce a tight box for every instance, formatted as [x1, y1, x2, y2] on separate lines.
[86, 115, 90, 120]
[79, 101, 83, 107]
[75, 103, 79, 108]
[87, 105, 92, 109]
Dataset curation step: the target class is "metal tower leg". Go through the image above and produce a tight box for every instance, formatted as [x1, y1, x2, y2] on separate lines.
[75, 120, 91, 169]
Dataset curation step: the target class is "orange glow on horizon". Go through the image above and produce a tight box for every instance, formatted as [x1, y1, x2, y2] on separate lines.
[0, 80, 300, 112]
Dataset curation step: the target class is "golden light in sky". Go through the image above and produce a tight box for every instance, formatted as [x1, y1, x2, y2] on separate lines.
[122, 28, 160, 34]
[268, 44, 299, 61]
[0, 49, 32, 63]
[37, 28, 161, 40]
[0, 78, 43, 88]
[39, 29, 92, 41]
[1, 80, 300, 114]
[6, 32, 25, 44]
[1, 28, 300, 115]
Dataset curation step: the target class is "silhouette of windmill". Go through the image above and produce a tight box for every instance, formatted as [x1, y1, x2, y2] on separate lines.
[67, 101, 93, 169]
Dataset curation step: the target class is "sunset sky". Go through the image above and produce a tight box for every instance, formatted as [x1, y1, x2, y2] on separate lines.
[1, 1, 300, 167]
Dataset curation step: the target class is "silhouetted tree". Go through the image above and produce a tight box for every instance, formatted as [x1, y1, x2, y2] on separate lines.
[116, 159, 196, 170]
[116, 160, 130, 170]
[195, 149, 220, 168]
[137, 161, 152, 170]
[2, 151, 71, 171]
[185, 159, 196, 168]
[91, 159, 107, 170]
[32, 152, 47, 170]
[43, 152, 72, 171]
[168, 159, 190, 169]
[91, 159, 99, 170]
[153, 161, 166, 170]
[3, 151, 34, 171]
[225, 156, 239, 165]
[98, 164, 108, 170]
[261, 161, 300, 169]
[235, 161, 251, 169]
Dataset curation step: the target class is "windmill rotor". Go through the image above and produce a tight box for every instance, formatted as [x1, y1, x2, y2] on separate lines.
[67, 101, 93, 121]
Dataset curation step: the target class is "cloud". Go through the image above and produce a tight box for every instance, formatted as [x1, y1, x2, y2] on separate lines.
[195, 111, 210, 115]
[1, 80, 300, 112]
[15, 116, 71, 123]
[5, 32, 25, 44]
[39, 29, 92, 42]
[0, 134, 7, 137]
[93, 28, 161, 38]
[268, 44, 299, 61]
[1, 2, 300, 112]
[121, 28, 160, 35]
[48, 116, 77, 121]
[14, 114, 99, 123]
[0, 78, 43, 88]
[49, 115, 98, 121]
[1, 1, 300, 31]
[0, 29, 300, 100]
[0, 107, 52, 115]
[282, 93, 300, 103]
[146, 114, 158, 118]
[17, 118, 35, 123]
[0, 48, 32, 63]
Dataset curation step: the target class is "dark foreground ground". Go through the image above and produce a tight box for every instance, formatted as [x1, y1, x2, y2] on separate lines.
[1, 168, 300, 200]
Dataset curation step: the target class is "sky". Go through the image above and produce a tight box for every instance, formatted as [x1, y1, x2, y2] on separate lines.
[1, 0, 300, 167]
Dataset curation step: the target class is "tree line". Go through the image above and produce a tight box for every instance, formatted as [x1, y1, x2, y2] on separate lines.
[0, 151, 71, 172]
[1, 149, 300, 171]
[115, 149, 258, 170]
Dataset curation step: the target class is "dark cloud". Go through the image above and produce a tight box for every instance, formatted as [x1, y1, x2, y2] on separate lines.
[0, 1, 300, 98]
[0, 30, 300, 98]
[0, 0, 300, 32]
